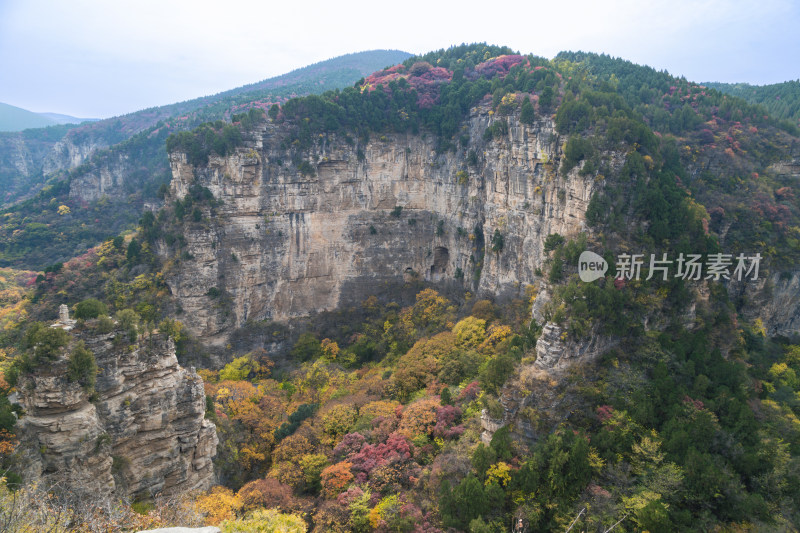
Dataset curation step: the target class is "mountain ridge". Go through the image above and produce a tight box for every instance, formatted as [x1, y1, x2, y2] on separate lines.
[0, 49, 412, 210]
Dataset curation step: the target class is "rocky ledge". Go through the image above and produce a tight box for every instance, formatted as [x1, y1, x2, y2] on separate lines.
[16, 320, 217, 499]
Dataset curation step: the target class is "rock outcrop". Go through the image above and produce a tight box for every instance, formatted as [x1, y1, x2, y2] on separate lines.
[534, 322, 617, 370]
[17, 321, 217, 499]
[734, 271, 800, 338]
[478, 323, 618, 443]
[66, 148, 132, 201]
[43, 135, 108, 177]
[164, 106, 608, 342]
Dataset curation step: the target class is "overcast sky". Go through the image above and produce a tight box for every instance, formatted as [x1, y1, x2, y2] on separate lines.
[1, 0, 799, 119]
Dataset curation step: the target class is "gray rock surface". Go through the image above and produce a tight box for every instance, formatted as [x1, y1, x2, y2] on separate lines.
[17, 327, 217, 499]
[164, 105, 610, 344]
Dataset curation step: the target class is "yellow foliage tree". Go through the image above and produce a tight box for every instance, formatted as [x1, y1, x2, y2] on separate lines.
[453, 317, 486, 348]
[322, 404, 358, 442]
[478, 324, 512, 354]
[195, 486, 242, 526]
[485, 461, 512, 487]
[398, 397, 439, 439]
[321, 338, 340, 360]
[360, 400, 400, 422]
[220, 508, 307, 533]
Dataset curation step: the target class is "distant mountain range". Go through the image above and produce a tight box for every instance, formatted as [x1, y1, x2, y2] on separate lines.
[0, 102, 98, 131]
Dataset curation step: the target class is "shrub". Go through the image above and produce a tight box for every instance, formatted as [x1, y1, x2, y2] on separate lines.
[219, 355, 260, 381]
[24, 322, 70, 364]
[73, 298, 108, 319]
[520, 96, 535, 124]
[321, 461, 354, 497]
[398, 397, 439, 438]
[97, 315, 115, 334]
[291, 333, 322, 362]
[479, 352, 515, 394]
[490, 229, 504, 253]
[195, 486, 243, 526]
[237, 478, 293, 511]
[453, 317, 486, 348]
[116, 309, 139, 342]
[390, 338, 443, 401]
[220, 509, 307, 533]
[322, 405, 358, 441]
[297, 160, 316, 177]
[299, 453, 328, 494]
[561, 135, 595, 173]
[67, 341, 97, 393]
[543, 233, 565, 252]
[274, 403, 318, 441]
[126, 239, 141, 262]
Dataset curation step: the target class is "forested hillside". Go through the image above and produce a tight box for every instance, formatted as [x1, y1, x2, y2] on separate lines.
[707, 80, 800, 126]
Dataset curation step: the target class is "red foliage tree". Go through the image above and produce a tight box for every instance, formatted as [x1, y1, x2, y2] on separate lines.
[320, 461, 355, 498]
[236, 478, 294, 511]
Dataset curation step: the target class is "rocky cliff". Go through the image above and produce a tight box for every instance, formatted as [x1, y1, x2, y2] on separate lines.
[16, 320, 217, 499]
[0, 128, 120, 208]
[164, 106, 607, 343]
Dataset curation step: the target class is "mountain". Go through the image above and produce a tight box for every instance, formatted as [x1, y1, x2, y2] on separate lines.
[706, 80, 800, 126]
[0, 49, 412, 270]
[0, 102, 62, 131]
[1, 44, 799, 531]
[0, 103, 96, 132]
[36, 112, 99, 125]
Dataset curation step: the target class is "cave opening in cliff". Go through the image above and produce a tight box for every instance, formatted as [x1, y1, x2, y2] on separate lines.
[430, 246, 450, 281]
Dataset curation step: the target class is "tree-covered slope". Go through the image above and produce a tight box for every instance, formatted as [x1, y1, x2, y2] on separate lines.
[707, 80, 800, 126]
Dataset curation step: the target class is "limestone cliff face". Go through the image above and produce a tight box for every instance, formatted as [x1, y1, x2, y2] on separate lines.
[66, 149, 131, 201]
[17, 327, 217, 499]
[735, 271, 800, 337]
[0, 130, 112, 206]
[43, 136, 109, 177]
[0, 133, 63, 205]
[165, 106, 602, 342]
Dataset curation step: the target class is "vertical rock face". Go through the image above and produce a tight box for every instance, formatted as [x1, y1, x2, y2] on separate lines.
[534, 322, 617, 370]
[735, 271, 800, 337]
[0, 130, 113, 207]
[165, 106, 607, 342]
[43, 136, 108, 177]
[66, 151, 131, 201]
[17, 327, 217, 499]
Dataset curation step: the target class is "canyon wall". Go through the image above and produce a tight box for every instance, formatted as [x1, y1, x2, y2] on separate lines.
[165, 106, 602, 343]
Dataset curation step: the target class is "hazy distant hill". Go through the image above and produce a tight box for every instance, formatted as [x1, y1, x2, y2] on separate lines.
[0, 102, 97, 132]
[36, 112, 99, 125]
[0, 102, 57, 131]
